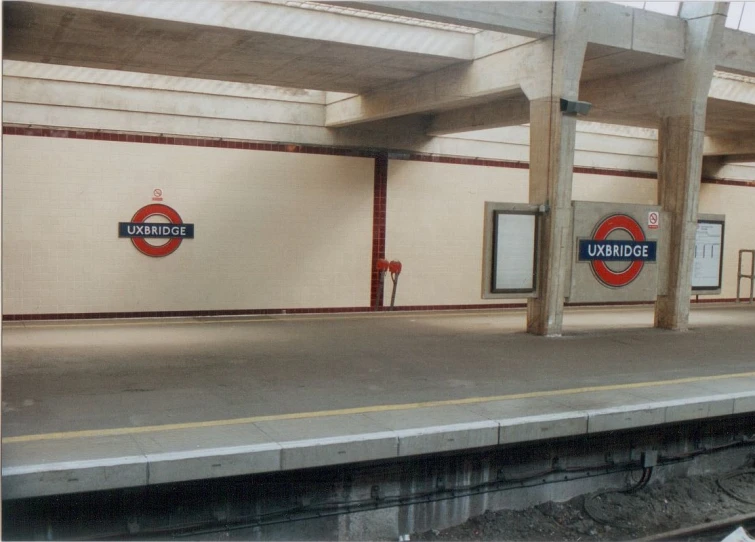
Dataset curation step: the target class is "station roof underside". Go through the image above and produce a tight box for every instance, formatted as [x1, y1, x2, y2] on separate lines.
[3, 1, 755, 159]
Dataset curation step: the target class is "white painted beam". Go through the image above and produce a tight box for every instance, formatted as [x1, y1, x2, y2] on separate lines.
[336, 2, 555, 38]
[426, 97, 530, 135]
[717, 29, 755, 77]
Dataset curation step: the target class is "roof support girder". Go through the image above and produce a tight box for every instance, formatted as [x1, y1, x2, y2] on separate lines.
[335, 1, 555, 38]
[426, 96, 530, 135]
[325, 38, 552, 127]
[716, 29, 755, 77]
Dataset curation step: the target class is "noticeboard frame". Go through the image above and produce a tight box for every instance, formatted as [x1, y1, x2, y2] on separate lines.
[692, 216, 725, 294]
[491, 210, 539, 294]
[482, 202, 541, 299]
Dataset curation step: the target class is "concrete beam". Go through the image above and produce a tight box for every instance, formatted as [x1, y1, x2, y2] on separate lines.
[579, 66, 755, 134]
[578, 68, 679, 129]
[326, 3, 690, 128]
[709, 73, 755, 106]
[16, 0, 475, 61]
[704, 134, 755, 156]
[654, 2, 727, 332]
[425, 96, 530, 135]
[3, 59, 328, 103]
[585, 3, 685, 60]
[717, 153, 755, 163]
[3, 76, 326, 126]
[717, 28, 755, 77]
[580, 4, 685, 83]
[3, 1, 473, 92]
[702, 155, 726, 177]
[335, 2, 555, 38]
[325, 39, 551, 127]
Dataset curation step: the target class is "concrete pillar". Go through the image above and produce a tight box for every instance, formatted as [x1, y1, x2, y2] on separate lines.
[526, 98, 579, 335]
[655, 116, 705, 330]
[524, 3, 588, 336]
[654, 2, 727, 331]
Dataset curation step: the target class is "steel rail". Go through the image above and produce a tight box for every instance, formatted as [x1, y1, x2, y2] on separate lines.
[636, 512, 755, 542]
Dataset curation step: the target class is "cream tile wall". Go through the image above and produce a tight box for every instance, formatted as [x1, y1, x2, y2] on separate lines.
[572, 173, 658, 205]
[2, 136, 374, 314]
[699, 183, 755, 300]
[384, 165, 755, 306]
[4, 135, 753, 316]
[384, 160, 529, 307]
[383, 166, 658, 308]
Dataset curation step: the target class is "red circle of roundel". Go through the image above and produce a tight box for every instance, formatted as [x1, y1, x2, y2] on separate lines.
[591, 214, 646, 288]
[130, 204, 184, 257]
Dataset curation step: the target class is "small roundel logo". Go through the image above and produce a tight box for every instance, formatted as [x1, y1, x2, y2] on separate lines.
[119, 204, 194, 257]
[578, 214, 657, 289]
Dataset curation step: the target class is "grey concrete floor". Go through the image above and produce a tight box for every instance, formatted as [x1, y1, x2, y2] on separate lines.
[2, 304, 755, 438]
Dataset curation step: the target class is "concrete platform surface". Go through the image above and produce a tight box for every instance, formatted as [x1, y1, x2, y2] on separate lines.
[3, 305, 755, 499]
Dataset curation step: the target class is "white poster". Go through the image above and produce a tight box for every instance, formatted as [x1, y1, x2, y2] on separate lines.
[494, 213, 536, 291]
[692, 221, 724, 289]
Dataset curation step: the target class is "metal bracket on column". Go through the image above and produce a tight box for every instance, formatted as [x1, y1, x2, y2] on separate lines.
[559, 98, 591, 116]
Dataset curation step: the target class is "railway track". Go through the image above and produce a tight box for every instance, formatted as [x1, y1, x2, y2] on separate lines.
[638, 512, 755, 542]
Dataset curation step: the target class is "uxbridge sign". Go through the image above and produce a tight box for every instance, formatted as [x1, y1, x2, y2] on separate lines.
[579, 240, 656, 261]
[119, 203, 194, 257]
[578, 214, 656, 288]
[122, 224, 190, 237]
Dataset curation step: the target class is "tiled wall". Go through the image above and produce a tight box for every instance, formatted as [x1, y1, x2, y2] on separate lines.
[3, 130, 754, 318]
[700, 182, 755, 300]
[2, 134, 375, 315]
[384, 159, 530, 307]
[572, 172, 658, 205]
[384, 162, 754, 307]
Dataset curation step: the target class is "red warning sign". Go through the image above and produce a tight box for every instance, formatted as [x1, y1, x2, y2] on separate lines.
[648, 211, 659, 230]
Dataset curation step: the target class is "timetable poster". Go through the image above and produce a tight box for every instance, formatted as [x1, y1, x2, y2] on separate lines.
[692, 221, 724, 290]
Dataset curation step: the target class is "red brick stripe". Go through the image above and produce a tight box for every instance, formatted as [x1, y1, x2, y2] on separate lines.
[1, 126, 377, 158]
[4, 299, 748, 321]
[4, 125, 754, 186]
[370, 154, 389, 308]
[572, 165, 657, 179]
[2, 304, 525, 321]
[700, 178, 755, 188]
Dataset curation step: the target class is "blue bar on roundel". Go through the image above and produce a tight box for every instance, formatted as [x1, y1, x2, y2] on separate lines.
[118, 223, 195, 238]
[578, 240, 656, 262]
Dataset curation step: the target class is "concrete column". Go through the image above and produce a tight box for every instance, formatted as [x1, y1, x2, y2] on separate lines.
[524, 3, 588, 336]
[654, 2, 727, 330]
[526, 98, 579, 335]
[655, 117, 705, 330]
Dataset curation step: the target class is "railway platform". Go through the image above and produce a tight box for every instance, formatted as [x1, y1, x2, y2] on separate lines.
[2, 304, 755, 500]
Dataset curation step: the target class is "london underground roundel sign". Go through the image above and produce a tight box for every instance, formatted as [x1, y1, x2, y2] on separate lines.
[119, 204, 194, 257]
[578, 214, 657, 288]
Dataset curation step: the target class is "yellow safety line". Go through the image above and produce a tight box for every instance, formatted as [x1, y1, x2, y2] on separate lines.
[5, 371, 755, 444]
